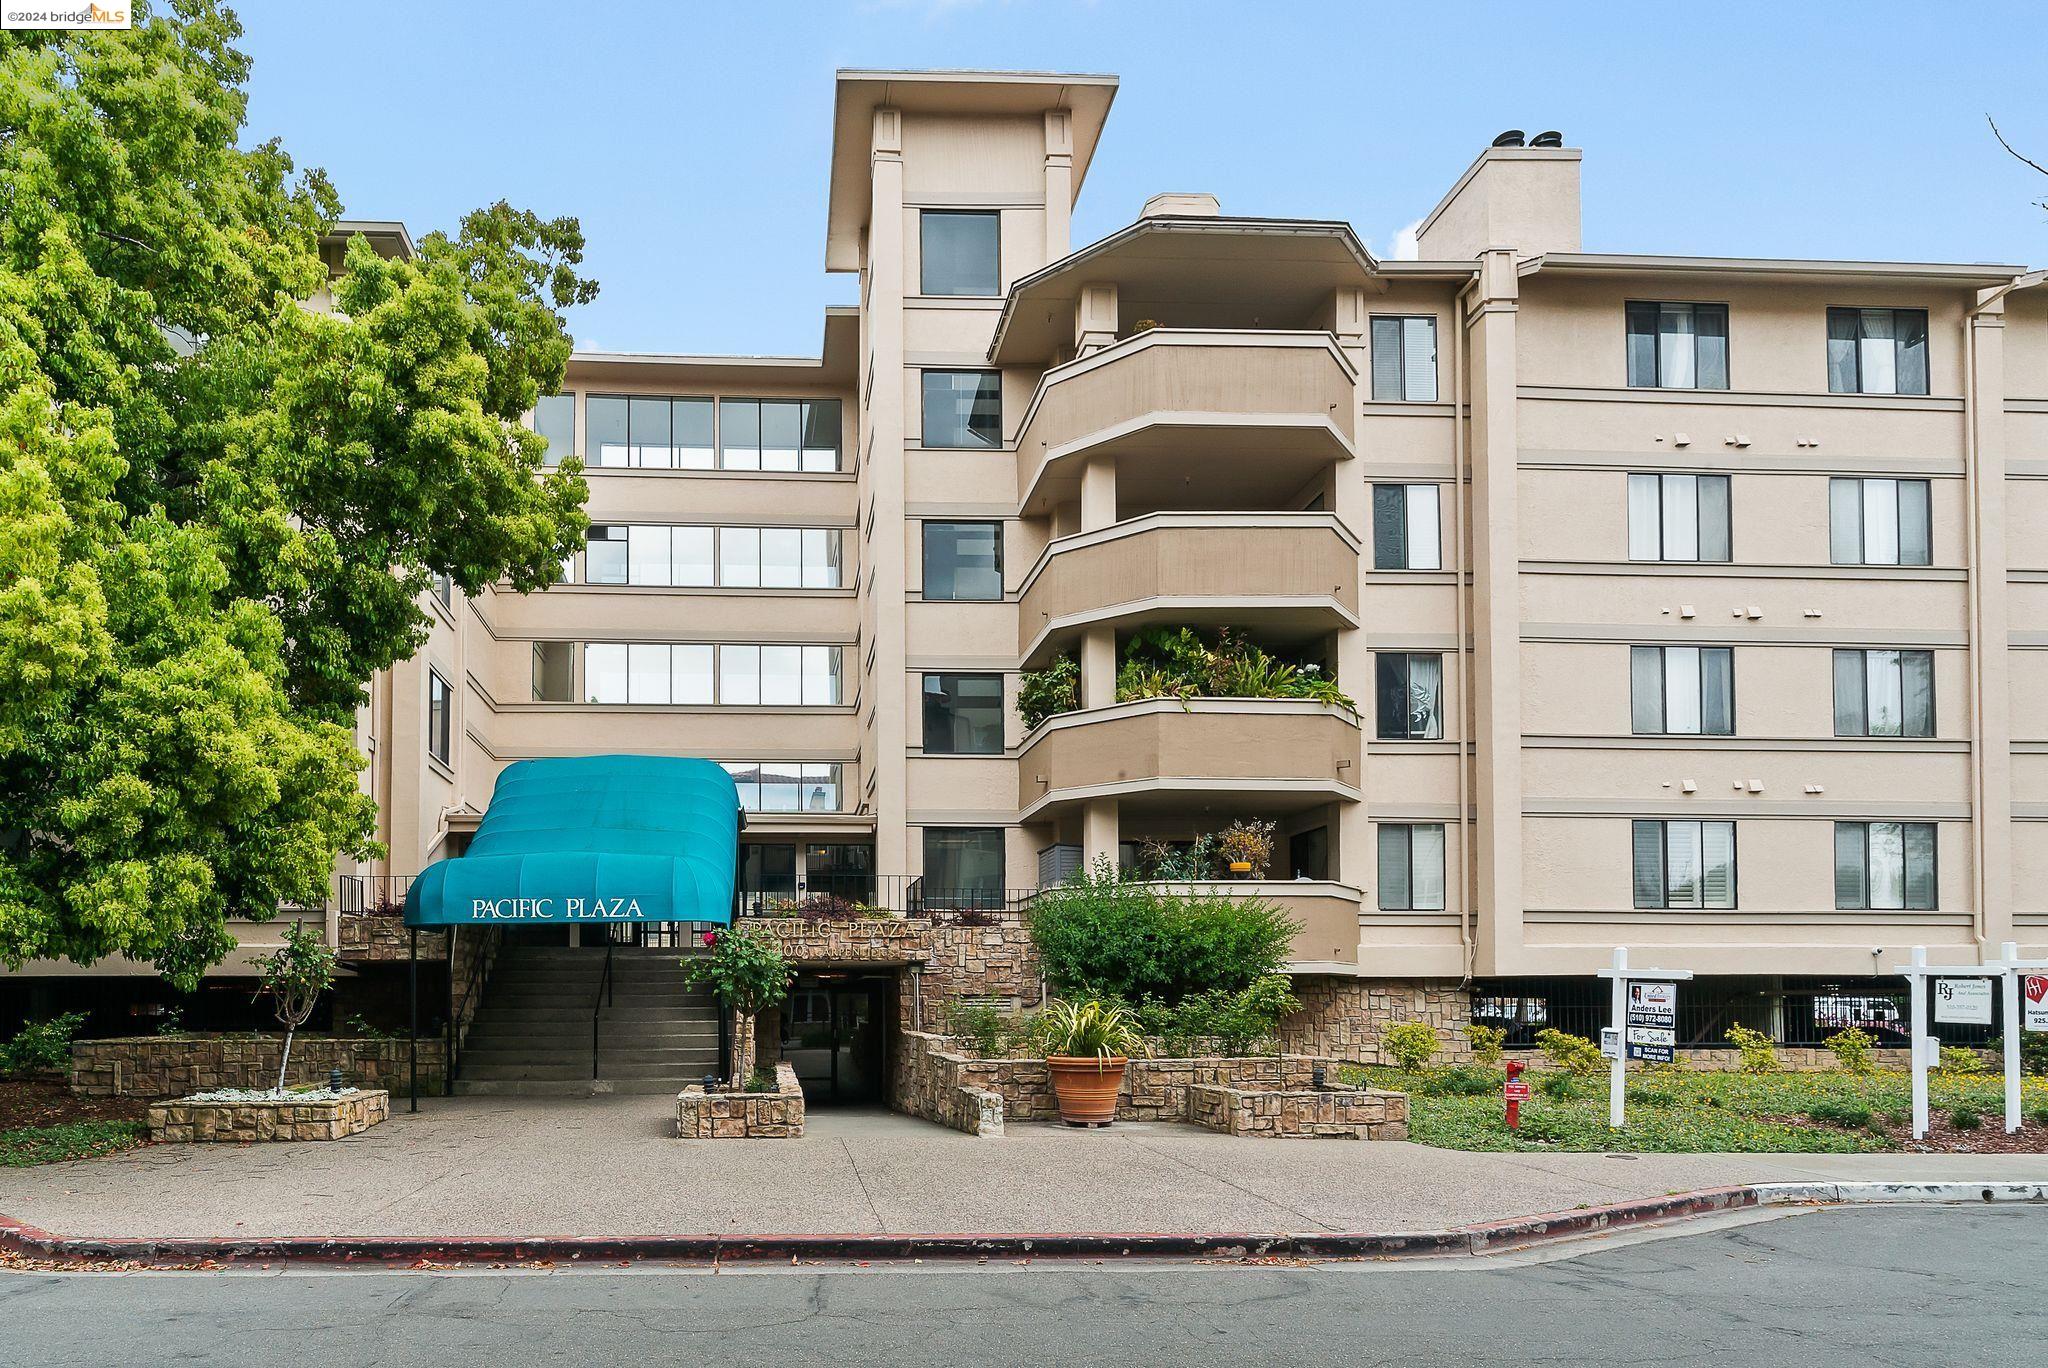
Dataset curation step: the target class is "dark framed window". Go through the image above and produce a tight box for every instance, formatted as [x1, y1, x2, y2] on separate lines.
[922, 827, 1005, 905]
[1627, 473, 1731, 562]
[1626, 302, 1729, 389]
[922, 521, 1002, 601]
[1287, 826, 1329, 881]
[1377, 823, 1446, 910]
[719, 398, 839, 472]
[1372, 484, 1442, 570]
[920, 210, 1001, 296]
[1834, 650, 1934, 738]
[1829, 477, 1931, 566]
[1370, 316, 1438, 401]
[531, 642, 574, 702]
[1630, 646, 1734, 736]
[1834, 821, 1936, 909]
[427, 669, 452, 765]
[1632, 820, 1736, 909]
[532, 393, 575, 466]
[922, 673, 1004, 755]
[1375, 653, 1444, 740]
[1827, 307, 1929, 395]
[583, 394, 714, 469]
[921, 370, 1002, 449]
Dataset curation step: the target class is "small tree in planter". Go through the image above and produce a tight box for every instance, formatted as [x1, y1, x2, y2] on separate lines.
[252, 922, 337, 1094]
[683, 923, 793, 1085]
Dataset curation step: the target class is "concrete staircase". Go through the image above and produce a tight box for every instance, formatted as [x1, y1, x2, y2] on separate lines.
[452, 945, 722, 1096]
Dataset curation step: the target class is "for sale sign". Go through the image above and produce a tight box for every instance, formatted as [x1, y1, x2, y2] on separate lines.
[1934, 977, 1993, 1026]
[2024, 975, 2048, 1034]
[1625, 980, 1678, 1063]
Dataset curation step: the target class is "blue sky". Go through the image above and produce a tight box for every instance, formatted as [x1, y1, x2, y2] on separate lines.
[235, 0, 2048, 356]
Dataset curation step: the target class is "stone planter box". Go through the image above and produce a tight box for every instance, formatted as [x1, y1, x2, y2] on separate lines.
[147, 1090, 390, 1143]
[676, 1062, 805, 1139]
[1187, 1082, 1408, 1139]
[73, 1036, 444, 1098]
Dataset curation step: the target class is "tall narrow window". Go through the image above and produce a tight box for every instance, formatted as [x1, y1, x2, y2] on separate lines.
[920, 210, 1000, 296]
[584, 525, 627, 585]
[1829, 477, 1931, 566]
[627, 524, 671, 586]
[531, 393, 575, 466]
[586, 395, 629, 468]
[673, 398, 715, 469]
[1376, 653, 1445, 740]
[800, 399, 841, 472]
[1372, 484, 1442, 570]
[922, 521, 1002, 601]
[758, 400, 803, 472]
[719, 399, 760, 470]
[1630, 646, 1735, 735]
[1627, 472, 1731, 562]
[921, 370, 1002, 449]
[1833, 649, 1935, 737]
[583, 643, 627, 703]
[1626, 302, 1729, 389]
[1835, 821, 1937, 909]
[1632, 820, 1737, 909]
[1377, 823, 1446, 911]
[922, 673, 1004, 755]
[426, 669, 452, 765]
[1827, 307, 1929, 395]
[531, 642, 574, 702]
[1370, 316, 1439, 401]
[627, 396, 672, 468]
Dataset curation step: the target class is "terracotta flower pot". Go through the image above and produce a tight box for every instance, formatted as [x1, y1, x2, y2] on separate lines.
[1047, 1055, 1127, 1126]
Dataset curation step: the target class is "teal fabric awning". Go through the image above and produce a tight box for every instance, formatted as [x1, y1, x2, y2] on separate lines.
[403, 755, 740, 928]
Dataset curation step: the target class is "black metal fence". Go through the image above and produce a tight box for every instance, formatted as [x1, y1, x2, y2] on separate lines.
[1474, 977, 2002, 1049]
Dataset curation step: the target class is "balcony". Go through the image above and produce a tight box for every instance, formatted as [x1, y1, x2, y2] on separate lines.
[1018, 697, 1361, 819]
[1014, 329, 1357, 516]
[1018, 512, 1358, 665]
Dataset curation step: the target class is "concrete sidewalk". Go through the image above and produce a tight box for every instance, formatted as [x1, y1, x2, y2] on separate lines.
[4, 1095, 2047, 1242]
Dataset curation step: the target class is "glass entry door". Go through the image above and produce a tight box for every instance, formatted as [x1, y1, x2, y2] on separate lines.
[781, 975, 887, 1105]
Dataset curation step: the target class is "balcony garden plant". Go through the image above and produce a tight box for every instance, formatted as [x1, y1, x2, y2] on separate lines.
[1016, 626, 1355, 728]
[1029, 999, 1149, 1126]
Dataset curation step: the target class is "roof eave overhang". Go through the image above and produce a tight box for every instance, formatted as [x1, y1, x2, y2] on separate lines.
[1520, 252, 2031, 289]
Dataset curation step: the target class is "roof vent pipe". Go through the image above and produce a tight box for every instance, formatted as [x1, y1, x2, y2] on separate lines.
[1491, 129, 1526, 148]
[1530, 130, 1564, 148]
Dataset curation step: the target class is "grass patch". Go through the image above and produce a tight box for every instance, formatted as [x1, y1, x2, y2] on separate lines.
[0, 1120, 150, 1167]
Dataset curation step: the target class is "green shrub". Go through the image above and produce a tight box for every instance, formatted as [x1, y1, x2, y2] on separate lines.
[1516, 1109, 1573, 1142]
[1948, 1106, 1983, 1131]
[1413, 1065, 1500, 1097]
[1133, 975, 1299, 1056]
[1627, 1083, 1679, 1108]
[1936, 1046, 1988, 1077]
[1883, 1107, 1911, 1128]
[2020, 1031, 2048, 1077]
[1017, 656, 1079, 729]
[2026, 1105, 2048, 1129]
[1027, 861, 1300, 1005]
[1823, 1027, 1875, 1075]
[1381, 1021, 1441, 1073]
[1, 1012, 90, 1075]
[1725, 1024, 1779, 1073]
[1805, 1098, 1873, 1129]
[1537, 1069, 1583, 1102]
[1463, 1022, 1506, 1067]
[1534, 1028, 1605, 1077]
[943, 1001, 1012, 1058]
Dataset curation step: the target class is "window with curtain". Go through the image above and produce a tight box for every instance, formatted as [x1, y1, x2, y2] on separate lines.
[1627, 472, 1732, 562]
[531, 393, 575, 466]
[922, 827, 1005, 903]
[1375, 653, 1445, 740]
[426, 669, 452, 765]
[1630, 646, 1735, 735]
[920, 370, 1003, 449]
[1625, 302, 1729, 389]
[1828, 477, 1931, 566]
[1377, 823, 1447, 910]
[921, 673, 1004, 755]
[1833, 649, 1935, 737]
[1826, 308, 1929, 395]
[922, 521, 1003, 601]
[1632, 820, 1737, 909]
[920, 210, 1001, 296]
[1835, 821, 1937, 909]
[1372, 484, 1442, 570]
[1369, 316, 1439, 402]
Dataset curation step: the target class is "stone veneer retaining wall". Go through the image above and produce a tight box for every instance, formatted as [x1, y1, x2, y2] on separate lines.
[1187, 1082, 1409, 1139]
[758, 916, 1044, 1021]
[1281, 977, 1477, 1065]
[675, 1061, 805, 1139]
[148, 1089, 390, 1143]
[73, 1036, 446, 1098]
[337, 908, 446, 961]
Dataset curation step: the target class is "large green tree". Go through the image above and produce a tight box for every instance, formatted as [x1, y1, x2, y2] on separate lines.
[0, 2, 591, 987]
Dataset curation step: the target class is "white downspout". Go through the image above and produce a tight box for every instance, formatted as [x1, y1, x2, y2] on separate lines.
[1453, 273, 1478, 985]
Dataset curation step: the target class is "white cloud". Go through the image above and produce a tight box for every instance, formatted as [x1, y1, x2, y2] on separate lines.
[1390, 218, 1422, 261]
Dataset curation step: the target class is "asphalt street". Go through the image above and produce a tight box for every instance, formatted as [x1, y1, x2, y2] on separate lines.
[4, 1205, 2041, 1367]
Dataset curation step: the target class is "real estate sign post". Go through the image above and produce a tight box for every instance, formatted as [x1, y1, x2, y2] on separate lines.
[1597, 947, 1693, 1128]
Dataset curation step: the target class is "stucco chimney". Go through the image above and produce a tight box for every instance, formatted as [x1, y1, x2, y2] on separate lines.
[1141, 192, 1221, 219]
[1414, 141, 1580, 259]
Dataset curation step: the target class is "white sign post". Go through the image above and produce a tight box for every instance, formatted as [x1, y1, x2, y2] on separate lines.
[1889, 945, 2009, 1138]
[1984, 941, 2048, 1135]
[1597, 947, 1693, 1129]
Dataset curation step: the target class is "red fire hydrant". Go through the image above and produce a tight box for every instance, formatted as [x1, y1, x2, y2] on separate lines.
[1503, 1058, 1530, 1131]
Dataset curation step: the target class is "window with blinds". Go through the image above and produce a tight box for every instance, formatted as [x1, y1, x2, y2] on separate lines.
[1632, 820, 1737, 909]
[1371, 484, 1442, 570]
[1370, 316, 1439, 402]
[1626, 301, 1729, 389]
[1377, 823, 1447, 911]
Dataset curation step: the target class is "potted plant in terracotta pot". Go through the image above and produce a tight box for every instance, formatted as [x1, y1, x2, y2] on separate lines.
[1032, 1000, 1148, 1127]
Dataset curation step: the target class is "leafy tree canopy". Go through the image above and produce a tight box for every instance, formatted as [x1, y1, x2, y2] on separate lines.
[0, 1, 592, 988]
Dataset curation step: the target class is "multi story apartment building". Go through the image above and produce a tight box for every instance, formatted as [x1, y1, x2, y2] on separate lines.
[12, 68, 2048, 1064]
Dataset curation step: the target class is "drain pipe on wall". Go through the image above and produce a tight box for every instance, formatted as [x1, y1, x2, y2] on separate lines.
[1452, 271, 1478, 987]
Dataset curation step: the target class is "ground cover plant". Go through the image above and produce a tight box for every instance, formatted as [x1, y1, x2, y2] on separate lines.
[0, 1076, 150, 1166]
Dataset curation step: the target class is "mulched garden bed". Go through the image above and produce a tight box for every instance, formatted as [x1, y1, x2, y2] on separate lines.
[0, 1075, 150, 1132]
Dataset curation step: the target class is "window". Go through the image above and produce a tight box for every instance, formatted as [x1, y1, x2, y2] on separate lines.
[1835, 821, 1937, 909]
[1829, 477, 1931, 566]
[921, 371, 1002, 449]
[922, 521, 1002, 601]
[1630, 646, 1735, 735]
[922, 673, 1004, 755]
[532, 393, 575, 466]
[426, 670, 451, 765]
[1632, 820, 1737, 909]
[922, 827, 1005, 903]
[1627, 472, 1731, 562]
[580, 644, 838, 705]
[582, 395, 837, 472]
[1375, 653, 1444, 740]
[531, 642, 574, 701]
[585, 525, 627, 585]
[1370, 316, 1438, 401]
[1834, 649, 1934, 738]
[729, 761, 837, 814]
[582, 394, 716, 470]
[1372, 484, 1442, 570]
[429, 571, 453, 608]
[1827, 308, 1929, 396]
[1378, 823, 1446, 911]
[920, 210, 1000, 296]
[580, 525, 841, 588]
[1626, 302, 1728, 389]
[1288, 827, 1329, 881]
[718, 398, 837, 472]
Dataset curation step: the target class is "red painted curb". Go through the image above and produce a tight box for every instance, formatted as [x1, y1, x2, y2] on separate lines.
[0, 1187, 1764, 1267]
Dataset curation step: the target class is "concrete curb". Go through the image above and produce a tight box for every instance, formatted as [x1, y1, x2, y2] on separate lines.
[1, 1183, 2037, 1268]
